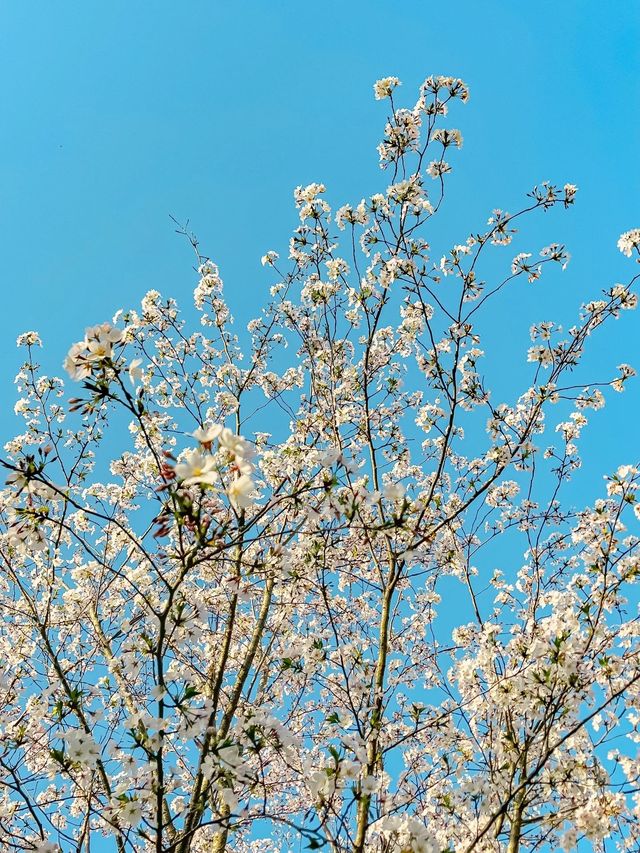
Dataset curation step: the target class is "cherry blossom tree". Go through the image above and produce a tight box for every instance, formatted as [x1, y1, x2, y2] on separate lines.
[1, 74, 640, 853]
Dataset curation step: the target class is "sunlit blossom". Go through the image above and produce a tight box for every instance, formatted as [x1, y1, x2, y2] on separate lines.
[174, 448, 219, 486]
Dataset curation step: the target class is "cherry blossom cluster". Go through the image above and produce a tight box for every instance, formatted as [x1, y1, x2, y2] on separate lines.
[174, 425, 257, 511]
[0, 75, 638, 853]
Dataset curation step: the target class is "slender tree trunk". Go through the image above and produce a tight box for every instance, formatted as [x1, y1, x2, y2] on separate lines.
[507, 793, 525, 853]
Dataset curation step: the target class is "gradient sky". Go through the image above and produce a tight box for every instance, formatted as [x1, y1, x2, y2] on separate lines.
[1, 0, 639, 496]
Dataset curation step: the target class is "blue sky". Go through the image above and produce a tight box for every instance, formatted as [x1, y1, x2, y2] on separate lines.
[0, 5, 639, 849]
[1, 0, 638, 494]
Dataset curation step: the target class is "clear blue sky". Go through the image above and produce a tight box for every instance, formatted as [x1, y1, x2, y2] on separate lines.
[0, 6, 638, 849]
[1, 0, 638, 495]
